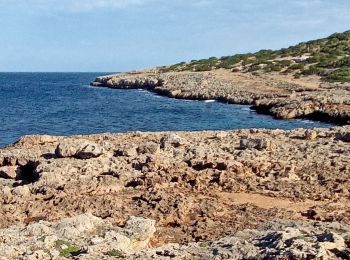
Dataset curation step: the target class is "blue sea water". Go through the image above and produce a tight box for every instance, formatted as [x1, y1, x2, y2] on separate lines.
[0, 72, 332, 147]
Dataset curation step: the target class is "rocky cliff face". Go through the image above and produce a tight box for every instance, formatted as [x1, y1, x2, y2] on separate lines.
[91, 70, 350, 125]
[0, 127, 349, 258]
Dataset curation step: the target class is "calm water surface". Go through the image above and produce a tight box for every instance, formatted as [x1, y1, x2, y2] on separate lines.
[0, 72, 332, 147]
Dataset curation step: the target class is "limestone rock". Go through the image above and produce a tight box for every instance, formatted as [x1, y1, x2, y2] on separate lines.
[239, 138, 271, 150]
[0, 166, 20, 179]
[0, 128, 349, 259]
[137, 142, 159, 155]
[12, 186, 31, 197]
[14, 135, 60, 146]
[5, 214, 343, 259]
[91, 68, 350, 125]
[0, 214, 156, 259]
[129, 220, 350, 259]
[160, 134, 188, 148]
[336, 131, 350, 142]
[55, 139, 104, 159]
[114, 145, 138, 157]
[304, 129, 317, 140]
[124, 216, 156, 241]
[256, 226, 346, 258]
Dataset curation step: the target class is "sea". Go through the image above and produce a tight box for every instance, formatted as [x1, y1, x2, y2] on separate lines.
[0, 72, 333, 147]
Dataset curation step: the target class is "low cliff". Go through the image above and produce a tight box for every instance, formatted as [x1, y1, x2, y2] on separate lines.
[91, 70, 350, 124]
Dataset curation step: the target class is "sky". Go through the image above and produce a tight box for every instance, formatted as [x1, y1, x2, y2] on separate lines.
[0, 0, 350, 72]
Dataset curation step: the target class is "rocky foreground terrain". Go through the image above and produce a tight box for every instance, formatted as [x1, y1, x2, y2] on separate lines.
[0, 126, 350, 259]
[91, 69, 350, 124]
[9, 29, 347, 259]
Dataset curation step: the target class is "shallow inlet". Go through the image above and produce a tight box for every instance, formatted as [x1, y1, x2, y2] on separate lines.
[0, 72, 333, 148]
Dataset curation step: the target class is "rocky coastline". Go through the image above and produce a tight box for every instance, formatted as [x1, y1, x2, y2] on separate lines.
[0, 126, 349, 258]
[91, 70, 350, 125]
[0, 68, 349, 259]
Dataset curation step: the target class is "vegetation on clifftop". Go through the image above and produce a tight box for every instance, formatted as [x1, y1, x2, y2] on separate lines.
[160, 30, 350, 83]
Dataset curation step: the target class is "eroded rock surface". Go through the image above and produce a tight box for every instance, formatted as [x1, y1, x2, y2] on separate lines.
[0, 213, 156, 259]
[55, 139, 104, 159]
[131, 220, 350, 259]
[0, 128, 349, 258]
[0, 214, 349, 259]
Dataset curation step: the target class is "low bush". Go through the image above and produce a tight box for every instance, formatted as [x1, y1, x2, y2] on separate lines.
[324, 67, 350, 82]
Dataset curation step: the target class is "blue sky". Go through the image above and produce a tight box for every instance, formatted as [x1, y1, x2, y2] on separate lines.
[0, 0, 350, 72]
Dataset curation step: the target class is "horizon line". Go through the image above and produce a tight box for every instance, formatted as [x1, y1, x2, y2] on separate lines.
[0, 71, 120, 73]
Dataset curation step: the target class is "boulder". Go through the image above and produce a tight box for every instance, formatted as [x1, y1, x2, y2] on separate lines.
[137, 142, 159, 155]
[336, 132, 350, 142]
[12, 186, 31, 198]
[257, 227, 346, 258]
[114, 145, 138, 157]
[124, 216, 156, 242]
[55, 140, 104, 159]
[55, 213, 106, 238]
[304, 129, 317, 140]
[0, 186, 13, 204]
[0, 166, 20, 179]
[160, 134, 188, 148]
[239, 138, 271, 150]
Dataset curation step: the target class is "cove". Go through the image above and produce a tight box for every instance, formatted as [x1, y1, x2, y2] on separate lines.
[0, 73, 332, 147]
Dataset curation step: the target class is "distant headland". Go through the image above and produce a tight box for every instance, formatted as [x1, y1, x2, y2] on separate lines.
[92, 30, 350, 125]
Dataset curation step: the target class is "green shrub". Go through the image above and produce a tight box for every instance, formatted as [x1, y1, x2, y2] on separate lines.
[217, 54, 249, 69]
[161, 29, 350, 78]
[55, 240, 81, 257]
[324, 67, 350, 82]
[333, 57, 350, 67]
[254, 49, 276, 60]
[301, 65, 325, 76]
[329, 32, 349, 41]
[278, 60, 293, 67]
[288, 63, 305, 70]
[263, 63, 283, 72]
[194, 64, 213, 71]
[248, 64, 262, 72]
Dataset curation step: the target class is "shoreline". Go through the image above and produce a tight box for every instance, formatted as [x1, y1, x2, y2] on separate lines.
[0, 69, 348, 258]
[91, 69, 350, 125]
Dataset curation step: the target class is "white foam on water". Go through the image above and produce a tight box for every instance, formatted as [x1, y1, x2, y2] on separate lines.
[296, 119, 315, 124]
